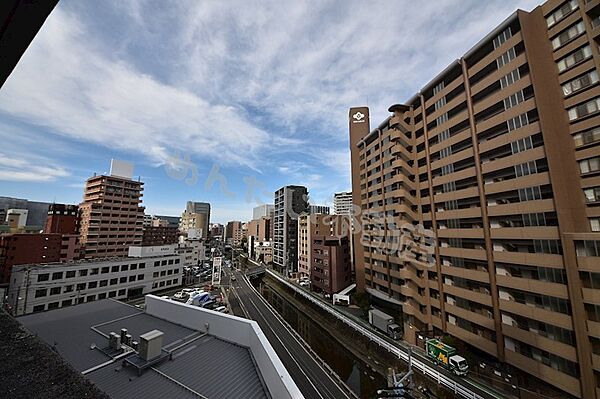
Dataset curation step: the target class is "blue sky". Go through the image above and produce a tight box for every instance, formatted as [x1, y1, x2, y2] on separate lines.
[0, 0, 540, 223]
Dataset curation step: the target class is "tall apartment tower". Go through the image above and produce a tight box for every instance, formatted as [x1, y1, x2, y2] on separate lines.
[273, 185, 308, 276]
[350, 2, 600, 398]
[333, 192, 353, 215]
[180, 201, 210, 238]
[79, 164, 144, 259]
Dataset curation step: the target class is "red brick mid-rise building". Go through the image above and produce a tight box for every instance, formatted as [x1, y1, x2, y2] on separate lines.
[311, 235, 351, 295]
[43, 204, 79, 234]
[0, 234, 62, 283]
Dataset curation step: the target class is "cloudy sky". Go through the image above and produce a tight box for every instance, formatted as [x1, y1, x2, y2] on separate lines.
[0, 0, 540, 223]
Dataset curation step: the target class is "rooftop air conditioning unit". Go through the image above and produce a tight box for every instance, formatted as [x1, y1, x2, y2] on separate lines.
[139, 330, 164, 361]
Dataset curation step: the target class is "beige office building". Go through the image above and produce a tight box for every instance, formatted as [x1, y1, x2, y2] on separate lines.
[350, 1, 600, 397]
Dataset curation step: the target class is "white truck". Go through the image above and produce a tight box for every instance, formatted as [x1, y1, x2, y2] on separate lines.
[368, 309, 402, 340]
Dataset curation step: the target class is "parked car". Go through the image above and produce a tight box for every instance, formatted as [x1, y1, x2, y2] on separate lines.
[214, 306, 228, 313]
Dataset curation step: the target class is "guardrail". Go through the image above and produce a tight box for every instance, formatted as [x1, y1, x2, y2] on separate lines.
[265, 269, 504, 399]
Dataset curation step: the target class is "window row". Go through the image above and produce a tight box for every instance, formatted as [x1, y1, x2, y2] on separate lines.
[38, 263, 148, 282]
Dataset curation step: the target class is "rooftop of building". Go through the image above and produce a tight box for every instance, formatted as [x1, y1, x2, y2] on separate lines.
[0, 309, 108, 399]
[17, 298, 277, 399]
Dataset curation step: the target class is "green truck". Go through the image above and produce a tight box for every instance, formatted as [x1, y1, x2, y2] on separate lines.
[426, 339, 469, 376]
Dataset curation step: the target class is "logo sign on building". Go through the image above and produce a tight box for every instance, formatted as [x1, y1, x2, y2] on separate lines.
[352, 111, 365, 124]
[212, 256, 223, 286]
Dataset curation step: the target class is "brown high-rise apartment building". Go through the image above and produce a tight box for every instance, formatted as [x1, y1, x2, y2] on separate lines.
[79, 167, 144, 259]
[350, 2, 600, 398]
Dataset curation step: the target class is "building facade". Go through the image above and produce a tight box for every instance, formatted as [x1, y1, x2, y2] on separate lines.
[142, 225, 179, 246]
[225, 221, 243, 246]
[309, 205, 330, 215]
[349, 2, 600, 397]
[78, 172, 144, 259]
[43, 204, 79, 234]
[273, 186, 308, 276]
[253, 204, 275, 220]
[311, 236, 352, 295]
[0, 196, 52, 228]
[333, 192, 353, 215]
[180, 202, 210, 239]
[8, 247, 183, 316]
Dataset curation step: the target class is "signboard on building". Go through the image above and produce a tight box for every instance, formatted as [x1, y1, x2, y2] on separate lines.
[212, 256, 222, 286]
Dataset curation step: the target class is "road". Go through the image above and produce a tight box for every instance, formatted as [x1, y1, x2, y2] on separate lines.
[227, 267, 354, 399]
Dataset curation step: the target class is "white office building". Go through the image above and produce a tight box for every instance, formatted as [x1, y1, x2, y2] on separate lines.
[333, 192, 352, 215]
[8, 246, 183, 316]
[252, 204, 274, 220]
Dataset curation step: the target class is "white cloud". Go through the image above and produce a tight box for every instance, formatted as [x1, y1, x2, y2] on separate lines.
[0, 153, 69, 182]
[0, 8, 276, 170]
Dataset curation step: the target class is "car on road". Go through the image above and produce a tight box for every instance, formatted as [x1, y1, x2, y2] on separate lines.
[231, 276, 236, 281]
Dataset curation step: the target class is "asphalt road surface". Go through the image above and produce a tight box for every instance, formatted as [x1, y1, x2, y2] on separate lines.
[227, 267, 353, 399]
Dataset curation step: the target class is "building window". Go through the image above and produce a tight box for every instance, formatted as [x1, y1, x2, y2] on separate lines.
[129, 275, 136, 282]
[66, 270, 76, 278]
[111, 266, 119, 272]
[37, 274, 49, 282]
[504, 90, 525, 110]
[61, 300, 72, 307]
[557, 45, 592, 72]
[591, 218, 600, 232]
[562, 70, 599, 96]
[121, 264, 128, 271]
[79, 269, 88, 277]
[101, 267, 109, 274]
[33, 304, 45, 313]
[507, 112, 529, 132]
[99, 280, 108, 287]
[86, 295, 96, 302]
[493, 27, 512, 49]
[496, 46, 516, 68]
[579, 157, 600, 174]
[119, 277, 127, 283]
[534, 239, 562, 255]
[574, 127, 600, 147]
[118, 289, 126, 296]
[35, 289, 47, 298]
[499, 68, 520, 89]
[90, 268, 99, 275]
[50, 287, 61, 295]
[568, 97, 600, 121]
[581, 271, 600, 289]
[64, 285, 74, 293]
[159, 281, 165, 287]
[138, 274, 144, 280]
[518, 186, 542, 202]
[108, 291, 117, 298]
[546, 0, 578, 28]
[98, 293, 107, 300]
[576, 240, 600, 257]
[514, 161, 538, 177]
[154, 261, 160, 267]
[88, 281, 97, 289]
[130, 264, 137, 270]
[584, 187, 600, 203]
[522, 213, 547, 226]
[139, 263, 146, 268]
[48, 302, 59, 310]
[51, 272, 63, 280]
[551, 21, 585, 50]
[110, 278, 118, 285]
[510, 136, 533, 155]
[76, 283, 86, 291]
